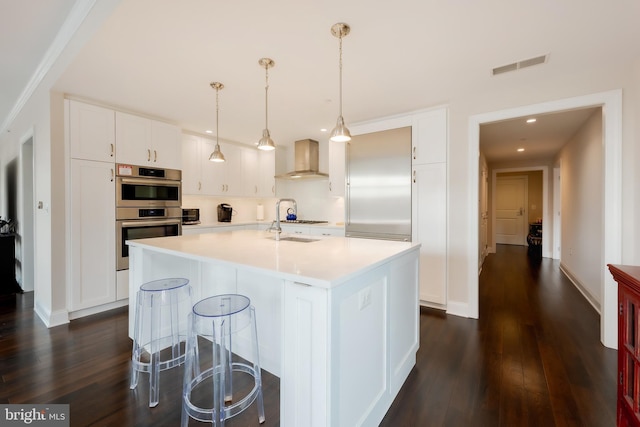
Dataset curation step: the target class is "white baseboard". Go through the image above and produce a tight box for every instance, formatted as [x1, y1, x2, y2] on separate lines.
[68, 299, 129, 320]
[559, 263, 601, 314]
[34, 301, 69, 328]
[446, 300, 470, 318]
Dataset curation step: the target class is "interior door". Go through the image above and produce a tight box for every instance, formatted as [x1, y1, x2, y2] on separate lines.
[495, 176, 527, 245]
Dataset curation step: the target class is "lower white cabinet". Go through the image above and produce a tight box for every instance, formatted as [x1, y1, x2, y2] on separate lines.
[69, 159, 117, 311]
[412, 162, 447, 305]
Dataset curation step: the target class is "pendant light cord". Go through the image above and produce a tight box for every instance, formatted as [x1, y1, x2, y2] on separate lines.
[215, 86, 220, 147]
[338, 34, 343, 117]
[264, 65, 269, 129]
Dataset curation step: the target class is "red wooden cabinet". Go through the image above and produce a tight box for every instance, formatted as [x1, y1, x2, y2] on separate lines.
[609, 264, 640, 427]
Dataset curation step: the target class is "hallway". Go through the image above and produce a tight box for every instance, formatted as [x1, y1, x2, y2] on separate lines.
[381, 244, 617, 426]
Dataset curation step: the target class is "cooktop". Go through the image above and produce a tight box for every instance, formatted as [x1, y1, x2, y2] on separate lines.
[282, 220, 329, 224]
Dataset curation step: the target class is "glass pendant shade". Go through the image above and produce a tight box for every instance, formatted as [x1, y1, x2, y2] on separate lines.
[209, 143, 225, 162]
[330, 115, 351, 142]
[257, 128, 276, 151]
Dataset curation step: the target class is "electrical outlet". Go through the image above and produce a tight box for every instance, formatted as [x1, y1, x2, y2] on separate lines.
[358, 287, 372, 310]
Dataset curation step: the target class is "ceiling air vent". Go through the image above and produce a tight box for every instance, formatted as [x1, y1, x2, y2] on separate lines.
[492, 54, 548, 76]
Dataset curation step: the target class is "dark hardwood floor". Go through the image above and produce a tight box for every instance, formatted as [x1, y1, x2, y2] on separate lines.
[0, 244, 617, 426]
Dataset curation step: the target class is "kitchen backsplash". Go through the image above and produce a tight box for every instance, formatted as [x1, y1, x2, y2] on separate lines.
[182, 188, 344, 225]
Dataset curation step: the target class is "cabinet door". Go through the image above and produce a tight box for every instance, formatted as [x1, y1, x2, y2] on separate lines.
[242, 147, 259, 196]
[329, 140, 345, 196]
[412, 108, 447, 165]
[182, 134, 203, 194]
[223, 144, 242, 196]
[412, 162, 446, 305]
[69, 100, 115, 162]
[151, 120, 182, 169]
[115, 111, 152, 166]
[200, 138, 221, 195]
[70, 159, 116, 311]
[258, 150, 276, 197]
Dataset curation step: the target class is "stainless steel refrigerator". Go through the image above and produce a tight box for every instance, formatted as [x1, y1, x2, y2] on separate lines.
[345, 126, 412, 241]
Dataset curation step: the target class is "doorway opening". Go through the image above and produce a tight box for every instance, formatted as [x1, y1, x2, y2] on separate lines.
[20, 134, 35, 292]
[467, 90, 622, 349]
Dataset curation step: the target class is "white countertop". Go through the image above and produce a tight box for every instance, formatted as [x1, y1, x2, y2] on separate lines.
[183, 221, 345, 230]
[127, 229, 418, 288]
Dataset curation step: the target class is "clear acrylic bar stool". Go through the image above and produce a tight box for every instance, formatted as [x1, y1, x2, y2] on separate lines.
[130, 278, 192, 407]
[181, 294, 265, 426]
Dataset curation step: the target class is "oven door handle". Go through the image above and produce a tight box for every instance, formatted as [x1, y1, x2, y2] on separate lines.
[120, 219, 181, 228]
[118, 177, 180, 186]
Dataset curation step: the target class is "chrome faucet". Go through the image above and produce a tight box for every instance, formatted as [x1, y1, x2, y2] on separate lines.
[275, 198, 297, 241]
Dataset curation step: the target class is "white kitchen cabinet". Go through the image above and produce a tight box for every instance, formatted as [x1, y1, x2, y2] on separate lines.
[258, 150, 276, 197]
[328, 140, 345, 196]
[241, 147, 259, 196]
[151, 120, 182, 170]
[412, 107, 447, 165]
[116, 111, 181, 169]
[181, 134, 202, 194]
[412, 162, 447, 306]
[68, 100, 115, 162]
[69, 159, 116, 311]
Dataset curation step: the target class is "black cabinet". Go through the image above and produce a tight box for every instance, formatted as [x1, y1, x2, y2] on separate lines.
[0, 234, 21, 295]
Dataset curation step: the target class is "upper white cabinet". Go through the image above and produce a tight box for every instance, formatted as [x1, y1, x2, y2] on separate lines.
[412, 107, 447, 165]
[182, 134, 203, 194]
[69, 100, 115, 162]
[258, 150, 276, 197]
[328, 140, 345, 197]
[116, 111, 181, 169]
[182, 134, 276, 198]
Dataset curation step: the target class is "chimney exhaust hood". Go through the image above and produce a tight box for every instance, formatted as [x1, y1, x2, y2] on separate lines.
[276, 139, 329, 180]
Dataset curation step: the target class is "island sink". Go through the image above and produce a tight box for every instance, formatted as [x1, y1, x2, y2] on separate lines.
[268, 236, 319, 243]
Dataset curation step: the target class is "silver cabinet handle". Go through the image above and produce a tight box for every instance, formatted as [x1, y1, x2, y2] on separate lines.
[154, 150, 157, 162]
[255, 185, 258, 194]
[110, 168, 114, 182]
[147, 149, 151, 161]
[413, 146, 417, 159]
[413, 170, 416, 183]
[198, 181, 201, 191]
[110, 143, 114, 157]
[329, 181, 332, 192]
[272, 185, 275, 194]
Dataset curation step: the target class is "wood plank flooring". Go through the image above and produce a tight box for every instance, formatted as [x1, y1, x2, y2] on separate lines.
[0, 244, 617, 426]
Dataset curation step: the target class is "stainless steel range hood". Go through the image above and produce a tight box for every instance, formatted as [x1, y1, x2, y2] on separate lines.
[276, 139, 329, 180]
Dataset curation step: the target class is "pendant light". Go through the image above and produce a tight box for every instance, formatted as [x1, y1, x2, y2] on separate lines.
[257, 58, 276, 151]
[330, 22, 351, 143]
[209, 82, 226, 162]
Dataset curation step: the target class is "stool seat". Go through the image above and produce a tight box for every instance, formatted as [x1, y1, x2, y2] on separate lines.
[182, 294, 265, 426]
[130, 278, 191, 407]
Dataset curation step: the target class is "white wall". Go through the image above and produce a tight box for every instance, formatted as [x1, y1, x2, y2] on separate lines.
[447, 62, 639, 312]
[557, 111, 603, 307]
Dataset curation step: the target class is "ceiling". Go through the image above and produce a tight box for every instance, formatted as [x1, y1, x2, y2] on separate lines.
[3, 0, 640, 160]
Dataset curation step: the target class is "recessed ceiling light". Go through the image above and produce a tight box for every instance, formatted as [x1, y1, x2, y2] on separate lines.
[320, 128, 327, 132]
[205, 130, 213, 134]
[526, 118, 536, 123]
[517, 148, 525, 152]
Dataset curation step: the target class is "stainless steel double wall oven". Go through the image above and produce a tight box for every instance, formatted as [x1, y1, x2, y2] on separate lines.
[115, 164, 182, 270]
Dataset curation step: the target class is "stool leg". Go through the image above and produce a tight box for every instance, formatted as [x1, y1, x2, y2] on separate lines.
[130, 292, 142, 390]
[170, 289, 180, 361]
[250, 307, 265, 423]
[224, 316, 233, 403]
[181, 313, 195, 427]
[213, 318, 225, 426]
[149, 293, 160, 408]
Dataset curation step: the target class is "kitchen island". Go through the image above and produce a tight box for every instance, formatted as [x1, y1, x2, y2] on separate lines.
[128, 229, 420, 427]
